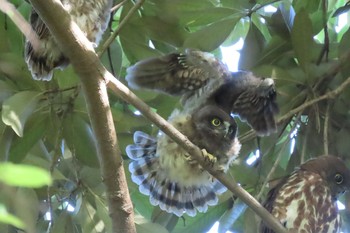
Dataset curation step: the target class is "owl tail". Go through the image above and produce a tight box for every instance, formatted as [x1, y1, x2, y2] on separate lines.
[126, 131, 227, 217]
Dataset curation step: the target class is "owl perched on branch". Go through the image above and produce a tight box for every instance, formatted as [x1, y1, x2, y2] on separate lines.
[261, 155, 350, 233]
[25, 0, 113, 81]
[126, 105, 241, 217]
[126, 49, 279, 136]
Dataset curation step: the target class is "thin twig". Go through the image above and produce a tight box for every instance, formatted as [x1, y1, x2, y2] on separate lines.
[111, 0, 127, 13]
[0, 0, 40, 50]
[300, 120, 310, 164]
[97, 0, 145, 57]
[316, 0, 329, 65]
[256, 115, 301, 200]
[323, 101, 331, 155]
[278, 77, 350, 123]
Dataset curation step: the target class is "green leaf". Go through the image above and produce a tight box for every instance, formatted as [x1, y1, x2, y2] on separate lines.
[13, 188, 39, 233]
[51, 213, 75, 233]
[9, 114, 48, 162]
[0, 163, 52, 187]
[251, 13, 271, 41]
[0, 204, 25, 229]
[0, 80, 14, 104]
[135, 215, 169, 233]
[238, 23, 265, 70]
[178, 7, 239, 27]
[2, 91, 41, 137]
[173, 202, 228, 233]
[95, 198, 112, 232]
[184, 17, 240, 51]
[218, 200, 247, 233]
[291, 9, 314, 73]
[63, 114, 99, 167]
[338, 27, 350, 77]
[142, 16, 187, 47]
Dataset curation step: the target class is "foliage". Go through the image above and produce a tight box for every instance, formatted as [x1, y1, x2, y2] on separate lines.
[1, 0, 350, 232]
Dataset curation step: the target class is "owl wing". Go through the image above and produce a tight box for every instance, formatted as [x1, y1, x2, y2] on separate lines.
[208, 71, 279, 136]
[232, 83, 278, 136]
[260, 177, 288, 233]
[126, 49, 230, 96]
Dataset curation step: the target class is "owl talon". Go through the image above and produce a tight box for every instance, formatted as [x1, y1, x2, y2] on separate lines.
[201, 149, 217, 168]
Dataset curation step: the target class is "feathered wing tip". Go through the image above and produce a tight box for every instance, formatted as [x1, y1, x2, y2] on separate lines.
[126, 131, 227, 217]
[25, 10, 68, 81]
[125, 53, 186, 95]
[233, 79, 279, 136]
[25, 42, 61, 81]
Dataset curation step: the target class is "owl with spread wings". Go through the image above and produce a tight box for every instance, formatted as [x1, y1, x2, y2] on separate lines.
[125, 49, 279, 216]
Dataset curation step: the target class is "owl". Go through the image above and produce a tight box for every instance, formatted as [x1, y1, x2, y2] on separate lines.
[126, 49, 279, 136]
[25, 0, 113, 81]
[126, 105, 241, 217]
[261, 155, 350, 233]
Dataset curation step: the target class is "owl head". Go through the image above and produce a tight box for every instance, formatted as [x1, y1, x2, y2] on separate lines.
[301, 155, 350, 199]
[192, 105, 237, 155]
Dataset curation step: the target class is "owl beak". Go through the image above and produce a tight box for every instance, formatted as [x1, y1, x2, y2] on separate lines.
[224, 122, 233, 138]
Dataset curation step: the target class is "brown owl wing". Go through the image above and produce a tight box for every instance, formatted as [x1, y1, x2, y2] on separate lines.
[126, 49, 230, 96]
[260, 176, 288, 233]
[232, 85, 278, 136]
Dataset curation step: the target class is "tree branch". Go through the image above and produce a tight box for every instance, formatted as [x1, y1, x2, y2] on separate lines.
[323, 101, 330, 155]
[278, 76, 350, 123]
[97, 0, 145, 57]
[26, 0, 135, 232]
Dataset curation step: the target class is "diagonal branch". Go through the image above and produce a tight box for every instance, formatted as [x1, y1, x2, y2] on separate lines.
[278, 76, 350, 122]
[10, 0, 286, 232]
[97, 0, 145, 57]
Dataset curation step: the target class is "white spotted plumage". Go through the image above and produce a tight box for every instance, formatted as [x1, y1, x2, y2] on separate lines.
[261, 156, 350, 233]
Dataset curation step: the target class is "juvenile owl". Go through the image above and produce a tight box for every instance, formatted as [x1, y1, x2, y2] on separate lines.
[126, 105, 241, 217]
[126, 49, 279, 136]
[25, 0, 113, 81]
[261, 155, 350, 233]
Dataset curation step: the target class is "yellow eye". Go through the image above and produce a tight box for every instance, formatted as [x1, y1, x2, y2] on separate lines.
[334, 173, 344, 184]
[211, 118, 221, 126]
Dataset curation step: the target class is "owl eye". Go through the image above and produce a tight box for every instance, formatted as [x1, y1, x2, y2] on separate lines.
[334, 173, 344, 184]
[211, 118, 222, 127]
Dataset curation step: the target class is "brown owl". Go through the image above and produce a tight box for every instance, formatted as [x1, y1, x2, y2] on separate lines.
[25, 0, 113, 81]
[261, 155, 350, 233]
[126, 49, 279, 136]
[126, 105, 241, 217]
